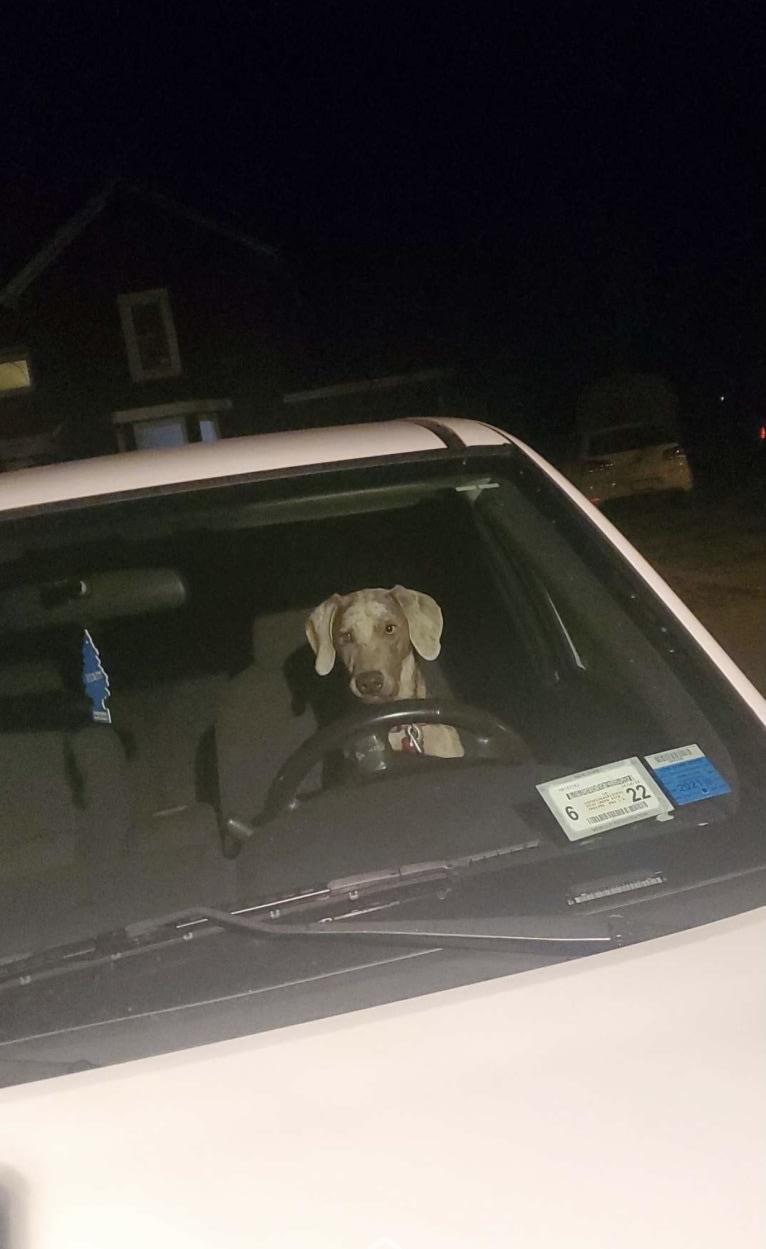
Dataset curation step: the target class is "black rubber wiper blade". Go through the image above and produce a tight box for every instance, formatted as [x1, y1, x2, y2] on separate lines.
[0, 917, 210, 994]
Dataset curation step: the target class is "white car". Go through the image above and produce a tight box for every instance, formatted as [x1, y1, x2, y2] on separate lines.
[0, 418, 764, 1249]
[571, 421, 694, 504]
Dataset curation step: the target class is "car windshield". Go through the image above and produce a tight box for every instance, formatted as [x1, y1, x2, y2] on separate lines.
[1, 446, 765, 1078]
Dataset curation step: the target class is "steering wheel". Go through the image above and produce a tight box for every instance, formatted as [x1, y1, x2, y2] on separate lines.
[257, 699, 529, 825]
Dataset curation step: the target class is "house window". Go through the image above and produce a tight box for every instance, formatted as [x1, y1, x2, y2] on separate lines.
[112, 400, 229, 452]
[133, 418, 189, 450]
[117, 288, 182, 382]
[198, 417, 220, 443]
[132, 414, 221, 451]
[0, 351, 32, 396]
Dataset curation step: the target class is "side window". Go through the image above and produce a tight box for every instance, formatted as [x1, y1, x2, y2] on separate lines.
[117, 289, 182, 382]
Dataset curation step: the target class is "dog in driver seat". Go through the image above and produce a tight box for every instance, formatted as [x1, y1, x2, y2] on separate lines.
[305, 585, 464, 759]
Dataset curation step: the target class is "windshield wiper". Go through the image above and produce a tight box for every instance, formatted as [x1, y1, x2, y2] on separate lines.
[0, 899, 629, 997]
[0, 843, 546, 991]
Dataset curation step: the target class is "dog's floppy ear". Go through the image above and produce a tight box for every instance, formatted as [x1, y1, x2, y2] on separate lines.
[390, 586, 443, 660]
[305, 595, 342, 676]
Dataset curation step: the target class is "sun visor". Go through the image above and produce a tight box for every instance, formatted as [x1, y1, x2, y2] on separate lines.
[0, 569, 188, 632]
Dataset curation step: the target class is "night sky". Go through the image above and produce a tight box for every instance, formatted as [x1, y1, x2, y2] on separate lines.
[3, 0, 765, 416]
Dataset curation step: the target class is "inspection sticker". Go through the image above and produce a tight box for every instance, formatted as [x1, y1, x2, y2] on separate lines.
[645, 744, 731, 806]
[537, 756, 674, 842]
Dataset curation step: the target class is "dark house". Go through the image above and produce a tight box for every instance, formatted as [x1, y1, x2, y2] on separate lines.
[0, 182, 302, 469]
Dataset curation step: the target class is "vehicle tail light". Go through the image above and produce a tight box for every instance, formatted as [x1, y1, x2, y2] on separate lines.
[759, 425, 765, 442]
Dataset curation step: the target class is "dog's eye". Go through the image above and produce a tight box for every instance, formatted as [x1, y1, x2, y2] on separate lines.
[384, 623, 396, 634]
[339, 630, 353, 644]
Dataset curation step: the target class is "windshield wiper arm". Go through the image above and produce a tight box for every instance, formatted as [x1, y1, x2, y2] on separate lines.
[0, 844, 542, 989]
[0, 900, 627, 996]
[182, 906, 630, 956]
[0, 845, 637, 995]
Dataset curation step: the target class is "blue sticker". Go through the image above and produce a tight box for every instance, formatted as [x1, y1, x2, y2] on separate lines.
[645, 745, 730, 806]
[82, 629, 112, 724]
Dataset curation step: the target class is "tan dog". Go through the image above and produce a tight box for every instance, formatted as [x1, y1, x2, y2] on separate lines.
[305, 586, 464, 758]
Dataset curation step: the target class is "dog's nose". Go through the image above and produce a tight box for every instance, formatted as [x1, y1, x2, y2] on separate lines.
[355, 670, 385, 697]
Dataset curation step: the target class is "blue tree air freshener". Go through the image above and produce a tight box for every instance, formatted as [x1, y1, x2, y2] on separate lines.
[82, 629, 112, 724]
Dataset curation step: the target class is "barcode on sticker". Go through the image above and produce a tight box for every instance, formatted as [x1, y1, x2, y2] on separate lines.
[645, 744, 703, 769]
[586, 800, 649, 826]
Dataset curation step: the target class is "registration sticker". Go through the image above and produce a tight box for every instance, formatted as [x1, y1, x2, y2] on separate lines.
[537, 757, 674, 842]
[645, 744, 731, 806]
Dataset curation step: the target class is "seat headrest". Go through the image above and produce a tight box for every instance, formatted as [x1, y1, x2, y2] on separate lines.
[251, 608, 311, 671]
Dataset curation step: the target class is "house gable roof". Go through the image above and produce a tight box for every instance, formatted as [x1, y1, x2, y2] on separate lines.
[0, 181, 280, 309]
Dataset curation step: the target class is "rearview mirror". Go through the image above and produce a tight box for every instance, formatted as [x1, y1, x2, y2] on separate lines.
[0, 568, 188, 632]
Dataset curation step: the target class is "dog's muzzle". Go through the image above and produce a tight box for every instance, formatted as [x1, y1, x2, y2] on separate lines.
[353, 669, 386, 700]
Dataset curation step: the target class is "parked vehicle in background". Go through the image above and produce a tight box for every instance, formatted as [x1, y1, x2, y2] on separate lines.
[567, 420, 694, 504]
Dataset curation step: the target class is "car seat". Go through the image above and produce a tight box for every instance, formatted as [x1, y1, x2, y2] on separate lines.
[214, 607, 327, 852]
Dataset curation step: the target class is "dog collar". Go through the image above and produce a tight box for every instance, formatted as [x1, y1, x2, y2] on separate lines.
[389, 723, 425, 754]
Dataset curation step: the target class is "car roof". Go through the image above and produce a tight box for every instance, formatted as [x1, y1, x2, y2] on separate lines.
[0, 418, 512, 514]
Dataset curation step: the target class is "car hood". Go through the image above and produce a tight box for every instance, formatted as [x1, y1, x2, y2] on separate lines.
[0, 907, 764, 1249]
